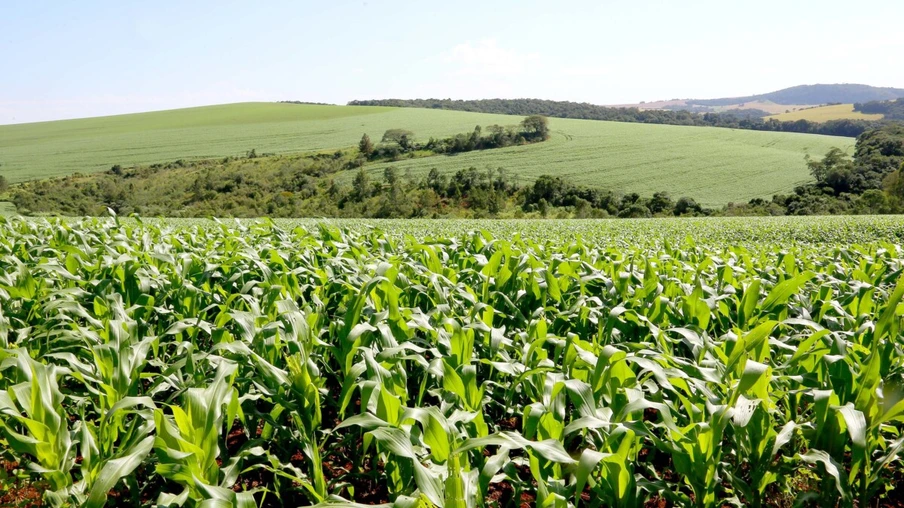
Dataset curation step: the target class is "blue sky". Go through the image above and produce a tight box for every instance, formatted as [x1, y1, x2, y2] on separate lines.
[1, 0, 903, 124]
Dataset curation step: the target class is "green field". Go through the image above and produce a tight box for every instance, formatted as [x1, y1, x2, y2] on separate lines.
[0, 103, 518, 182]
[354, 120, 854, 207]
[157, 214, 904, 246]
[3, 215, 904, 507]
[1, 103, 853, 206]
[767, 103, 885, 122]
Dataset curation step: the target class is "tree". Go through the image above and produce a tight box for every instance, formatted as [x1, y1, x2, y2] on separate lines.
[856, 189, 890, 214]
[381, 129, 415, 144]
[574, 198, 592, 218]
[398, 134, 413, 152]
[468, 125, 482, 150]
[674, 197, 702, 216]
[528, 175, 570, 205]
[521, 115, 549, 140]
[807, 148, 854, 194]
[648, 192, 674, 214]
[426, 168, 447, 195]
[538, 198, 549, 217]
[352, 167, 370, 201]
[807, 148, 849, 183]
[618, 203, 652, 218]
[383, 166, 399, 189]
[0, 175, 7, 193]
[358, 134, 374, 157]
[882, 162, 904, 203]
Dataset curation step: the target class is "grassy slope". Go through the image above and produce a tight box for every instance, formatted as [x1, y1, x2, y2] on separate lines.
[767, 104, 884, 122]
[354, 119, 853, 207]
[1, 103, 852, 207]
[0, 103, 520, 182]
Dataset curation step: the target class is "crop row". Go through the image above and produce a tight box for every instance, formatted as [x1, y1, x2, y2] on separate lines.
[0, 217, 903, 507]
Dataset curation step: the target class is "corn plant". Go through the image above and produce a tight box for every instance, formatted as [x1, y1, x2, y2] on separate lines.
[0, 216, 904, 507]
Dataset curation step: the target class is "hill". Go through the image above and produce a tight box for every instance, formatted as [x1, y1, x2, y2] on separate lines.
[0, 103, 522, 182]
[342, 118, 852, 207]
[768, 104, 885, 122]
[692, 83, 904, 107]
[612, 84, 904, 116]
[1, 103, 852, 209]
[854, 99, 904, 120]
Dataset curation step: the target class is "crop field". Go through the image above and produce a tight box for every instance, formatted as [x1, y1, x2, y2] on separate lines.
[348, 121, 852, 207]
[767, 104, 885, 123]
[3, 216, 904, 507]
[0, 103, 520, 183]
[1, 103, 852, 207]
[174, 214, 904, 246]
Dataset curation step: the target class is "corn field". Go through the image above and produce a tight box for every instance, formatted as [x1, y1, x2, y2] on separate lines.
[2, 217, 904, 507]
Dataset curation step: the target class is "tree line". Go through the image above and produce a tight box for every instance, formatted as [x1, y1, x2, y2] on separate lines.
[347, 98, 884, 138]
[854, 99, 904, 120]
[355, 115, 549, 164]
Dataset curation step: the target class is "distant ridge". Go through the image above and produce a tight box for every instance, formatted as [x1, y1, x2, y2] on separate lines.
[693, 84, 904, 107]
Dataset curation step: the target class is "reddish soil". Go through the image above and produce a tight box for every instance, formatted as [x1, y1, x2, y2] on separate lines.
[0, 461, 44, 508]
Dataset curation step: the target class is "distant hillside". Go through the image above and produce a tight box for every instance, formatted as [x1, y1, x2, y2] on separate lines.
[854, 99, 904, 120]
[767, 104, 885, 122]
[0, 103, 522, 182]
[694, 84, 904, 107]
[350, 98, 879, 137]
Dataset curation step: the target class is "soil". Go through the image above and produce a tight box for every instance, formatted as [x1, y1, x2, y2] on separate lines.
[0, 461, 43, 508]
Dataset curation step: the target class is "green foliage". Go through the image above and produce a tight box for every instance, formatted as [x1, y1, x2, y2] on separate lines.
[807, 147, 854, 193]
[358, 134, 374, 157]
[381, 129, 415, 144]
[0, 103, 853, 208]
[9, 134, 705, 219]
[520, 115, 549, 141]
[352, 119, 851, 208]
[854, 99, 904, 120]
[2, 217, 904, 506]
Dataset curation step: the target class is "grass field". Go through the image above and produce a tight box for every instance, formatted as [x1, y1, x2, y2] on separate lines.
[767, 103, 885, 122]
[0, 103, 853, 207]
[3, 215, 904, 507]
[351, 119, 853, 207]
[0, 103, 523, 182]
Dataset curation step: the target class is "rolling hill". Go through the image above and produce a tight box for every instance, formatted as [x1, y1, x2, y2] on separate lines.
[344, 119, 853, 207]
[617, 84, 904, 116]
[693, 84, 904, 107]
[767, 104, 885, 122]
[0, 102, 853, 208]
[0, 103, 520, 182]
